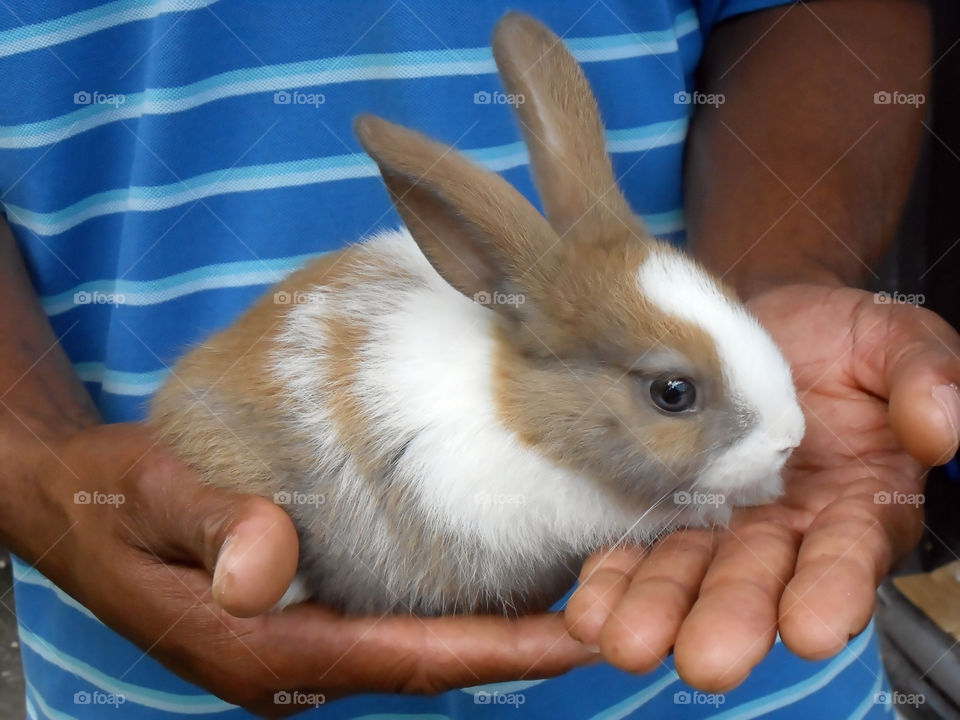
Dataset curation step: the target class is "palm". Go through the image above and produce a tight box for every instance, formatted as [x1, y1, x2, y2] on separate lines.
[758, 285, 924, 518]
[566, 284, 959, 691]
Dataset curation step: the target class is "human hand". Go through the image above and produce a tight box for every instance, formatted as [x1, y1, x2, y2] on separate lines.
[565, 284, 959, 691]
[7, 421, 594, 716]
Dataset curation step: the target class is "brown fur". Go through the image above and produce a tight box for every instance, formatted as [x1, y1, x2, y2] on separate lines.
[492, 12, 644, 247]
[149, 249, 367, 495]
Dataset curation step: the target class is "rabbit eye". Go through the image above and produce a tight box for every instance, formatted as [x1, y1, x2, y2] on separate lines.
[650, 375, 697, 413]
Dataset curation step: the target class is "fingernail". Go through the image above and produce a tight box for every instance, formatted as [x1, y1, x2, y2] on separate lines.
[211, 534, 237, 601]
[582, 643, 601, 653]
[933, 384, 960, 446]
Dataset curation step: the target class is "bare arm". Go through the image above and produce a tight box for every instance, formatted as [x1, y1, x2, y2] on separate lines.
[686, 0, 930, 296]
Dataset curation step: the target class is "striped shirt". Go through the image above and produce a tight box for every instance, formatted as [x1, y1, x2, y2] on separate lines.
[1, 1, 892, 718]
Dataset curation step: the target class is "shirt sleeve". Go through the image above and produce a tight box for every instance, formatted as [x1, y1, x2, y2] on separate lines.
[696, 0, 795, 36]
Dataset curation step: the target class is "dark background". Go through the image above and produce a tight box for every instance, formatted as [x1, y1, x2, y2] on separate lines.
[892, 0, 960, 569]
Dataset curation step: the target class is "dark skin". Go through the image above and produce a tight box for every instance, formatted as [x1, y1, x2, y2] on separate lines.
[566, 0, 958, 691]
[0, 0, 953, 713]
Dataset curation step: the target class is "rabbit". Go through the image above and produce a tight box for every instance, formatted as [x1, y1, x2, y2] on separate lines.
[148, 12, 805, 617]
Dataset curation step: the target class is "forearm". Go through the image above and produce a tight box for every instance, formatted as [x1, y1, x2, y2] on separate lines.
[0, 216, 99, 552]
[686, 0, 931, 298]
[0, 217, 99, 437]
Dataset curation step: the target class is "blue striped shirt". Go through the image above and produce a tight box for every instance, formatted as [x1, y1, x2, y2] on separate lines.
[1, 1, 892, 718]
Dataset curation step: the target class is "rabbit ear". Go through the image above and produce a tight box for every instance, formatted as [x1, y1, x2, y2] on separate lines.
[354, 114, 558, 310]
[493, 13, 640, 244]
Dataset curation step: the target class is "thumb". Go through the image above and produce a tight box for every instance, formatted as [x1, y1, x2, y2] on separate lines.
[206, 494, 301, 617]
[884, 311, 960, 466]
[137, 452, 300, 617]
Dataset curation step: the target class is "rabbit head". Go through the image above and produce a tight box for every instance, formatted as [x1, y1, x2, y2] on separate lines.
[353, 13, 805, 524]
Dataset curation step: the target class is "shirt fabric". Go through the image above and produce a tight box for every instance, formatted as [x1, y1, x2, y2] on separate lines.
[0, 1, 892, 718]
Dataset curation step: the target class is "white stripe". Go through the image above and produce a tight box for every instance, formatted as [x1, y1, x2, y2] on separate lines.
[24, 682, 76, 720]
[5, 123, 685, 237]
[13, 563, 102, 623]
[0, 10, 699, 150]
[24, 693, 41, 720]
[18, 625, 236, 714]
[711, 624, 875, 719]
[38, 206, 681, 325]
[0, 0, 220, 58]
[589, 672, 680, 720]
[848, 672, 885, 720]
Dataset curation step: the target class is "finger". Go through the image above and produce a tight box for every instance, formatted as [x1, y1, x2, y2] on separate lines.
[859, 304, 960, 465]
[673, 517, 800, 692]
[129, 562, 596, 707]
[131, 451, 300, 617]
[566, 545, 645, 645]
[208, 497, 299, 617]
[889, 352, 960, 466]
[779, 479, 921, 659]
[599, 529, 714, 673]
[267, 605, 598, 694]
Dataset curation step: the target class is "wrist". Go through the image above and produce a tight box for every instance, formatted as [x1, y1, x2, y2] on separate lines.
[0, 401, 99, 557]
[719, 264, 850, 301]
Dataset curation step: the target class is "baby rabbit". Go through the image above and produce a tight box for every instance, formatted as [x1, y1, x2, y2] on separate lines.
[149, 12, 805, 616]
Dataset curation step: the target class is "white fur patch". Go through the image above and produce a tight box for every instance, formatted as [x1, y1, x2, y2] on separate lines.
[273, 574, 311, 611]
[272, 229, 674, 573]
[637, 248, 805, 501]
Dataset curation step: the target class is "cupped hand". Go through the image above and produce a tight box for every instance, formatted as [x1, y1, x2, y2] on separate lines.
[11, 422, 593, 716]
[565, 284, 960, 691]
